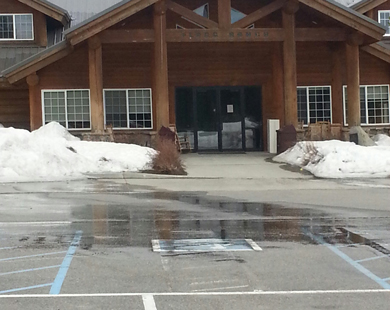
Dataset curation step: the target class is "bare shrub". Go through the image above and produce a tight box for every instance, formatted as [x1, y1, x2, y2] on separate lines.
[151, 138, 187, 175]
[300, 141, 324, 166]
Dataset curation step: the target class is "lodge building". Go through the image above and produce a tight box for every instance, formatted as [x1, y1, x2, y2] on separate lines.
[1, 0, 390, 152]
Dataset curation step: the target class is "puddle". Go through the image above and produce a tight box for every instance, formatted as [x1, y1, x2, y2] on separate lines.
[65, 192, 361, 250]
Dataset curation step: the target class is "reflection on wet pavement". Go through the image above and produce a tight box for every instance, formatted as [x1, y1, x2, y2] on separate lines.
[63, 192, 388, 252]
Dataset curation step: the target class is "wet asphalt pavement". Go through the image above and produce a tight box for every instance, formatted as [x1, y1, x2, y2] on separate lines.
[0, 178, 390, 309]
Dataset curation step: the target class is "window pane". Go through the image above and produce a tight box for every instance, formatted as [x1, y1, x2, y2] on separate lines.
[15, 14, 33, 40]
[366, 85, 389, 124]
[66, 90, 90, 129]
[297, 88, 308, 125]
[128, 89, 152, 129]
[43, 91, 66, 127]
[300, 86, 332, 124]
[0, 15, 14, 39]
[379, 11, 390, 35]
[105, 90, 127, 128]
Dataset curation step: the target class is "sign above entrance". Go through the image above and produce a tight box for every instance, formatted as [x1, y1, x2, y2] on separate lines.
[166, 29, 285, 42]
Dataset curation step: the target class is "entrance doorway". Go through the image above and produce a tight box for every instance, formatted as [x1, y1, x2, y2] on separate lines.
[175, 86, 262, 152]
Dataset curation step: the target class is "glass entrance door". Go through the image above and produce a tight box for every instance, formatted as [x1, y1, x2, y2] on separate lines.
[195, 89, 219, 150]
[175, 86, 262, 152]
[220, 88, 243, 150]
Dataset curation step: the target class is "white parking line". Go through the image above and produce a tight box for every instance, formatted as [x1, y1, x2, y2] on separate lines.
[142, 294, 157, 310]
[0, 289, 389, 298]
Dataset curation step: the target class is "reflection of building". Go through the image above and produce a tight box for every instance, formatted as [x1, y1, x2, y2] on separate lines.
[2, 0, 390, 151]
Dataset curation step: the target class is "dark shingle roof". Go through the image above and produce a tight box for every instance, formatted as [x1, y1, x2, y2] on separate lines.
[0, 46, 46, 73]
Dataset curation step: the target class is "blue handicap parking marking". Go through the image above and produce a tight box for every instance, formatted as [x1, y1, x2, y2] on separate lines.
[0, 231, 83, 295]
[152, 238, 262, 252]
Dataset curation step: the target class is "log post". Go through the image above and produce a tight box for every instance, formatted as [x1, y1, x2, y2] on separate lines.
[272, 42, 285, 125]
[218, 0, 231, 29]
[26, 73, 41, 131]
[330, 43, 343, 124]
[88, 36, 104, 133]
[345, 42, 361, 127]
[153, 0, 170, 130]
[282, 1, 299, 127]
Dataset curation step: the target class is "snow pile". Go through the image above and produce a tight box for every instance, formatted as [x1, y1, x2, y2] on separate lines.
[0, 122, 155, 182]
[373, 134, 390, 147]
[274, 139, 390, 178]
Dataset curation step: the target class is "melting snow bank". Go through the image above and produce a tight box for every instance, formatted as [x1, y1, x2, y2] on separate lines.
[274, 136, 390, 178]
[0, 122, 156, 183]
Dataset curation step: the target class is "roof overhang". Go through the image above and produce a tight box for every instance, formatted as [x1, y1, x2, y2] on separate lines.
[2, 0, 388, 84]
[351, 0, 388, 14]
[2, 41, 73, 84]
[300, 0, 386, 44]
[361, 42, 390, 63]
[17, 0, 71, 26]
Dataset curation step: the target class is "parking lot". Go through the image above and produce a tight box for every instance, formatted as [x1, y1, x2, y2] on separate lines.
[0, 175, 389, 309]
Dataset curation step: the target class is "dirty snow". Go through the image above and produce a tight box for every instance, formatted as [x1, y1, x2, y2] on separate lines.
[0, 122, 155, 183]
[274, 137, 390, 178]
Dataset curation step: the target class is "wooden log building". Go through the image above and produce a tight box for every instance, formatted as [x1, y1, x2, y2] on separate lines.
[1, 0, 390, 151]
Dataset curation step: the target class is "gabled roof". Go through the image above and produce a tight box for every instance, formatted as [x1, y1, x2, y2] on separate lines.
[64, 0, 160, 46]
[362, 41, 390, 63]
[351, 0, 388, 13]
[47, 0, 124, 26]
[1, 0, 387, 83]
[301, 0, 386, 41]
[17, 0, 71, 26]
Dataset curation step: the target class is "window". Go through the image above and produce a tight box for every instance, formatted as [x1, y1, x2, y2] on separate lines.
[0, 14, 33, 40]
[42, 90, 91, 129]
[297, 86, 332, 125]
[378, 11, 390, 36]
[104, 89, 152, 129]
[343, 85, 390, 125]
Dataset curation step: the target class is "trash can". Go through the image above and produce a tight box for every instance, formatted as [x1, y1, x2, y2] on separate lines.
[277, 124, 297, 154]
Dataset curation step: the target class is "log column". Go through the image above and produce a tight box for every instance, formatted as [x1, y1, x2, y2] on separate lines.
[218, 0, 231, 29]
[153, 0, 170, 130]
[282, 1, 299, 127]
[346, 41, 361, 127]
[26, 73, 41, 131]
[272, 42, 284, 124]
[88, 36, 104, 133]
[330, 43, 343, 124]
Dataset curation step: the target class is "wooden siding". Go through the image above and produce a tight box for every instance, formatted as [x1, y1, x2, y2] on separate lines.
[371, 0, 390, 20]
[0, 88, 29, 129]
[0, 0, 47, 47]
[38, 44, 90, 89]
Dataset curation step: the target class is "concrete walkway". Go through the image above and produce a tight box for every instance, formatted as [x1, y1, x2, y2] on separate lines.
[181, 152, 310, 179]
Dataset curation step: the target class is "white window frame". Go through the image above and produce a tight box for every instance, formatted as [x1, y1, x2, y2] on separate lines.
[297, 85, 333, 126]
[41, 89, 91, 130]
[343, 85, 390, 126]
[378, 10, 390, 37]
[0, 13, 34, 41]
[103, 88, 153, 130]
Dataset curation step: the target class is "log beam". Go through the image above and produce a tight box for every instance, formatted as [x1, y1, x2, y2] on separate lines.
[165, 0, 218, 29]
[26, 73, 41, 131]
[282, 10, 298, 127]
[153, 1, 170, 130]
[232, 0, 286, 29]
[346, 43, 361, 127]
[88, 36, 105, 133]
[99, 28, 347, 43]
